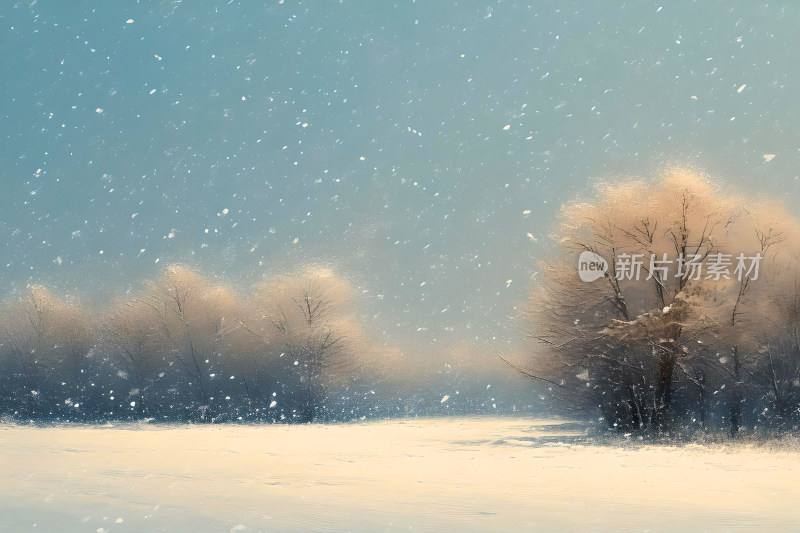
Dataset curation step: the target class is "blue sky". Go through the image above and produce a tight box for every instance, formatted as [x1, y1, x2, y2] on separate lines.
[3, 1, 800, 347]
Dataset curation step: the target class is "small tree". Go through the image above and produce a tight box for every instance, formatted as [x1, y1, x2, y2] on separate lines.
[132, 265, 245, 421]
[100, 298, 170, 419]
[0, 285, 91, 419]
[252, 268, 366, 422]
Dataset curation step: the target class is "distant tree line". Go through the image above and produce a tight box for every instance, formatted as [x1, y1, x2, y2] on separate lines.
[523, 170, 800, 436]
[0, 265, 390, 423]
[0, 265, 526, 424]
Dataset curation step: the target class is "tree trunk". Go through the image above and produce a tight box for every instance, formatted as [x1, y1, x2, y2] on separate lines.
[729, 346, 742, 438]
[654, 350, 676, 431]
[698, 370, 707, 430]
[302, 387, 315, 423]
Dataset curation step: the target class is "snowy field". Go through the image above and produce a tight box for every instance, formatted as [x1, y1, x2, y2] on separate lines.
[2, 417, 800, 532]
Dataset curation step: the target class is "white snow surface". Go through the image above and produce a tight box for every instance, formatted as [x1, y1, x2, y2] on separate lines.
[1, 417, 799, 531]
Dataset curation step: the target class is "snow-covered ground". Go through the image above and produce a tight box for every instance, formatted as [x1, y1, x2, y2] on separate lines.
[2, 417, 799, 532]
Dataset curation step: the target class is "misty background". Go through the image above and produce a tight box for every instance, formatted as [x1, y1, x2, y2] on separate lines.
[3, 1, 800, 415]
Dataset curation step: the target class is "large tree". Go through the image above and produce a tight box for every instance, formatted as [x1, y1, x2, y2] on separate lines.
[525, 170, 800, 433]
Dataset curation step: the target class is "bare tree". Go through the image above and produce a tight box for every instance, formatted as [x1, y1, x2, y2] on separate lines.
[100, 298, 170, 419]
[725, 214, 800, 432]
[132, 265, 245, 421]
[0, 286, 91, 418]
[698, 221, 789, 435]
[252, 268, 367, 422]
[525, 170, 800, 433]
